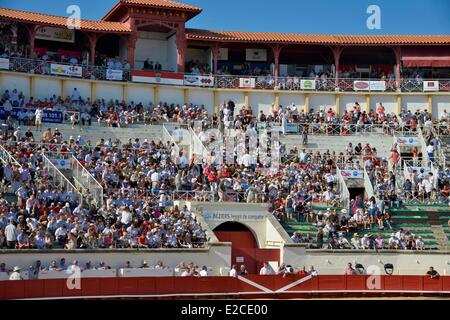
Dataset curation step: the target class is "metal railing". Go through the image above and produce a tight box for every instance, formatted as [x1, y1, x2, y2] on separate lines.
[2, 56, 450, 92]
[0, 144, 22, 167]
[336, 167, 350, 209]
[42, 153, 82, 204]
[71, 155, 104, 207]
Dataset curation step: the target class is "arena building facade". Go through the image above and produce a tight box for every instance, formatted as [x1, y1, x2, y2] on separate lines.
[0, 0, 449, 299]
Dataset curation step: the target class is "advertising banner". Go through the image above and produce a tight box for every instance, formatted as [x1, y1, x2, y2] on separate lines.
[423, 80, 439, 92]
[35, 26, 75, 43]
[49, 158, 72, 169]
[340, 170, 364, 179]
[353, 80, 386, 91]
[184, 75, 215, 87]
[132, 70, 184, 85]
[50, 63, 82, 77]
[245, 49, 267, 61]
[0, 58, 9, 70]
[0, 107, 63, 123]
[106, 69, 123, 81]
[218, 48, 228, 61]
[239, 77, 256, 88]
[396, 136, 420, 145]
[300, 79, 316, 90]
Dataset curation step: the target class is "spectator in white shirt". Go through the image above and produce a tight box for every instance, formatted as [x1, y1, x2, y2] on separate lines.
[229, 265, 238, 277]
[199, 266, 208, 276]
[259, 262, 274, 275]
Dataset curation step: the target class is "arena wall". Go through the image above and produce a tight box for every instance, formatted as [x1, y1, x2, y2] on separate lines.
[0, 72, 449, 116]
[0, 243, 232, 276]
[282, 245, 450, 275]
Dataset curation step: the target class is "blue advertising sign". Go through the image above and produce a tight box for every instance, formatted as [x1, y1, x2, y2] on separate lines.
[0, 107, 63, 124]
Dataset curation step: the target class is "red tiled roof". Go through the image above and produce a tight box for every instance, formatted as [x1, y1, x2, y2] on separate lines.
[0, 7, 131, 33]
[120, 0, 202, 12]
[186, 28, 450, 46]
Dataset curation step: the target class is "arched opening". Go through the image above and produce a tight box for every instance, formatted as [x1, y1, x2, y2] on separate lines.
[214, 221, 259, 273]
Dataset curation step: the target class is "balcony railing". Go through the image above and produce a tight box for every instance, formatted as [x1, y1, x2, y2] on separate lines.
[2, 56, 450, 93]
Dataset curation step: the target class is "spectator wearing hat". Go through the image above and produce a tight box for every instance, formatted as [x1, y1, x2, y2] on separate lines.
[9, 266, 22, 280]
[351, 233, 362, 249]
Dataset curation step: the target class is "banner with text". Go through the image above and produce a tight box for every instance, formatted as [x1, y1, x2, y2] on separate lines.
[423, 80, 439, 92]
[245, 49, 267, 62]
[340, 170, 364, 179]
[106, 69, 123, 81]
[0, 107, 63, 123]
[353, 80, 386, 91]
[132, 70, 184, 85]
[184, 75, 215, 87]
[239, 77, 256, 88]
[49, 158, 72, 169]
[50, 63, 82, 77]
[36, 26, 75, 43]
[300, 79, 316, 90]
[0, 58, 9, 70]
[396, 136, 421, 145]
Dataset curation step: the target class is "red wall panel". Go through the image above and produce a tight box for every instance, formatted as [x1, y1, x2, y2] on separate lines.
[318, 275, 347, 290]
[384, 276, 403, 290]
[42, 279, 63, 298]
[345, 275, 368, 290]
[402, 276, 423, 291]
[423, 277, 443, 291]
[81, 278, 101, 297]
[99, 278, 118, 296]
[24, 280, 45, 299]
[4, 281, 25, 299]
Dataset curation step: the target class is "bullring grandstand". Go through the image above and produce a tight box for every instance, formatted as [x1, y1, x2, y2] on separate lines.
[0, 0, 449, 301]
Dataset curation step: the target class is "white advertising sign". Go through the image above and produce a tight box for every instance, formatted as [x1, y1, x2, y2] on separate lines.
[300, 79, 316, 90]
[50, 63, 82, 77]
[218, 48, 228, 61]
[423, 80, 439, 92]
[353, 80, 386, 91]
[35, 27, 75, 43]
[239, 77, 256, 88]
[106, 69, 123, 81]
[0, 58, 9, 70]
[50, 158, 72, 169]
[184, 75, 215, 87]
[245, 49, 267, 61]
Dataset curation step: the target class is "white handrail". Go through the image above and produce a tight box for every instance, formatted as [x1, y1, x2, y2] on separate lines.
[336, 167, 350, 209]
[42, 153, 82, 204]
[71, 155, 104, 207]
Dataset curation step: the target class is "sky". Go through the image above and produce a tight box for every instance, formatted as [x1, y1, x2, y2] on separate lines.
[1, 0, 449, 35]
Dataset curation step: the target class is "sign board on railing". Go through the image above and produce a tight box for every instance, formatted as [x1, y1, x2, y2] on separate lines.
[353, 80, 386, 91]
[286, 123, 299, 133]
[106, 69, 123, 81]
[49, 158, 72, 169]
[184, 75, 214, 87]
[300, 79, 316, 90]
[50, 63, 82, 77]
[0, 107, 63, 123]
[239, 78, 256, 88]
[0, 58, 9, 70]
[132, 70, 184, 85]
[423, 80, 439, 92]
[340, 170, 364, 179]
[396, 136, 420, 145]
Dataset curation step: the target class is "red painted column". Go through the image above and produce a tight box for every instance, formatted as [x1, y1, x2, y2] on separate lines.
[176, 25, 186, 73]
[272, 44, 282, 85]
[393, 46, 402, 90]
[88, 33, 98, 66]
[26, 24, 37, 58]
[127, 33, 137, 70]
[213, 44, 220, 75]
[332, 46, 343, 88]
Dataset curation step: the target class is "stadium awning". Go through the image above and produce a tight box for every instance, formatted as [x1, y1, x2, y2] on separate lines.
[402, 47, 450, 67]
